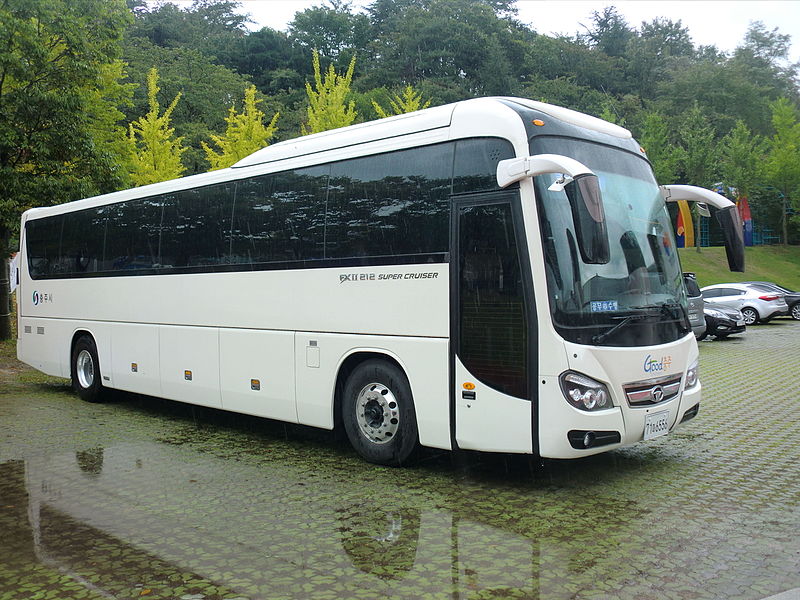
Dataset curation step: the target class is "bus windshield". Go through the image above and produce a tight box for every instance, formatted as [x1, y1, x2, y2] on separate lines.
[532, 137, 689, 347]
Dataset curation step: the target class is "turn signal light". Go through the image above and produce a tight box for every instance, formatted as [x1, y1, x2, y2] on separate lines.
[463, 382, 476, 390]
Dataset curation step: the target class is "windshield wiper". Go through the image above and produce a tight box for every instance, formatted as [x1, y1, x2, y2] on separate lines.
[637, 302, 690, 327]
[591, 313, 651, 345]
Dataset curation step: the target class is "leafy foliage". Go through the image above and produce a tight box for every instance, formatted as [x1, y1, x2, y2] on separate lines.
[126, 68, 187, 185]
[764, 98, 800, 243]
[202, 85, 279, 170]
[371, 85, 432, 118]
[302, 49, 357, 134]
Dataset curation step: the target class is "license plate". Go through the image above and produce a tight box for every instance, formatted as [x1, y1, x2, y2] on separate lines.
[644, 410, 670, 440]
[736, 320, 745, 326]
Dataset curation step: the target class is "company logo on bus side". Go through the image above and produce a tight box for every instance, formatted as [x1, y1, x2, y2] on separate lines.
[643, 354, 672, 373]
[32, 291, 53, 306]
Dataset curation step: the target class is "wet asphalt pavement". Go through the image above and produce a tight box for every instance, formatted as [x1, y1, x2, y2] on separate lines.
[1, 320, 799, 600]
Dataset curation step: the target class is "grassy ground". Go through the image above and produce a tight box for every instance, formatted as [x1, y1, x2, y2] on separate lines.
[678, 245, 800, 289]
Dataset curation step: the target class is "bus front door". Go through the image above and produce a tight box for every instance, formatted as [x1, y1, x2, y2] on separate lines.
[451, 192, 535, 454]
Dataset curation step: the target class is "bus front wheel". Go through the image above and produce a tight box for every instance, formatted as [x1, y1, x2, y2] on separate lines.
[71, 336, 106, 403]
[342, 360, 419, 466]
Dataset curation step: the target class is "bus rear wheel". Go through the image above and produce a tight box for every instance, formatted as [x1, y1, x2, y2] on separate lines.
[71, 336, 106, 403]
[342, 360, 419, 466]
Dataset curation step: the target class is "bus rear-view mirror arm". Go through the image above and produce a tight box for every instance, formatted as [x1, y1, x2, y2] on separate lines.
[660, 184, 745, 272]
[496, 154, 594, 188]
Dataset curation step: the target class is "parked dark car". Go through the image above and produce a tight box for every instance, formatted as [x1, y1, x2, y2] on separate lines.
[744, 281, 800, 321]
[699, 303, 746, 340]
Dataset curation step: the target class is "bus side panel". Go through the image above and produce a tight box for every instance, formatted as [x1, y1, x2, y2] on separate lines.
[219, 328, 297, 423]
[110, 323, 161, 398]
[159, 326, 222, 408]
[17, 317, 69, 378]
[294, 333, 452, 451]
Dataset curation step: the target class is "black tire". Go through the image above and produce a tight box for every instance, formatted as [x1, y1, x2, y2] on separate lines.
[71, 336, 106, 403]
[342, 359, 419, 466]
[697, 329, 708, 341]
[741, 307, 759, 326]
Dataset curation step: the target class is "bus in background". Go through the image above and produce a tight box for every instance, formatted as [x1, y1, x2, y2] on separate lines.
[16, 97, 744, 466]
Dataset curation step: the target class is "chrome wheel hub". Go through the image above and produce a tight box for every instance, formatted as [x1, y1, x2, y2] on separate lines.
[76, 350, 95, 389]
[355, 383, 399, 444]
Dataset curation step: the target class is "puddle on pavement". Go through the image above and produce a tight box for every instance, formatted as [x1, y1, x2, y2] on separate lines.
[0, 438, 660, 600]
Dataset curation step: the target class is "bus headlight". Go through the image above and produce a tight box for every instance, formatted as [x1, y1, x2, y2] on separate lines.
[559, 371, 612, 411]
[686, 359, 699, 388]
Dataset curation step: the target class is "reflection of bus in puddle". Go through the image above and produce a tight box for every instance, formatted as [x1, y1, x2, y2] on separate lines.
[12, 445, 549, 599]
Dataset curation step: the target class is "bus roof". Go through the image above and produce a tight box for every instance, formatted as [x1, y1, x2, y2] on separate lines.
[233, 96, 632, 170]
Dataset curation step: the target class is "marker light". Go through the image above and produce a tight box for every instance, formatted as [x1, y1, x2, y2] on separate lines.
[463, 382, 476, 390]
[532, 119, 545, 126]
[559, 371, 612, 412]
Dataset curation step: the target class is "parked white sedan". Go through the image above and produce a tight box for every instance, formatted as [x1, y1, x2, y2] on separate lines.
[701, 283, 789, 325]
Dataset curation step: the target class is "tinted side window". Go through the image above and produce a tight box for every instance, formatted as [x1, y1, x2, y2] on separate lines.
[103, 196, 163, 271]
[325, 143, 453, 260]
[452, 138, 515, 194]
[230, 166, 328, 265]
[458, 202, 528, 399]
[160, 183, 233, 268]
[59, 208, 105, 275]
[26, 216, 63, 278]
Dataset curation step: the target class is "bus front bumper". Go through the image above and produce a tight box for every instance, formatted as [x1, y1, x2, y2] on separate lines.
[538, 378, 702, 459]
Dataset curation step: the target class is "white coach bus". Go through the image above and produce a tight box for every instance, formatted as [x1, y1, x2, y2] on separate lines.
[16, 97, 744, 465]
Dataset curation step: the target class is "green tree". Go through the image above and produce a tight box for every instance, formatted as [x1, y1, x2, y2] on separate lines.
[123, 40, 263, 173]
[371, 85, 432, 118]
[302, 49, 357, 134]
[363, 0, 522, 98]
[126, 0, 249, 60]
[83, 60, 137, 188]
[582, 6, 635, 58]
[636, 111, 681, 183]
[625, 18, 693, 98]
[0, 0, 130, 340]
[127, 68, 187, 185]
[202, 85, 280, 170]
[718, 120, 766, 201]
[289, 0, 371, 64]
[764, 97, 800, 244]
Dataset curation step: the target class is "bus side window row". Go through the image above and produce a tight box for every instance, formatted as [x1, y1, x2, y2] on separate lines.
[26, 139, 515, 278]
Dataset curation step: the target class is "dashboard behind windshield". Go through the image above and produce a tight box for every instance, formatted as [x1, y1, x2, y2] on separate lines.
[532, 136, 689, 347]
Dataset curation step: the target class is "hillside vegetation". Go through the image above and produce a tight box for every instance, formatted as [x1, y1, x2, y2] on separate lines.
[679, 246, 800, 290]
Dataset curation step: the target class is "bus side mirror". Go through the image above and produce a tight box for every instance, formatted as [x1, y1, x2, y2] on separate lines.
[715, 205, 745, 272]
[660, 184, 745, 273]
[565, 174, 609, 264]
[497, 154, 609, 263]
